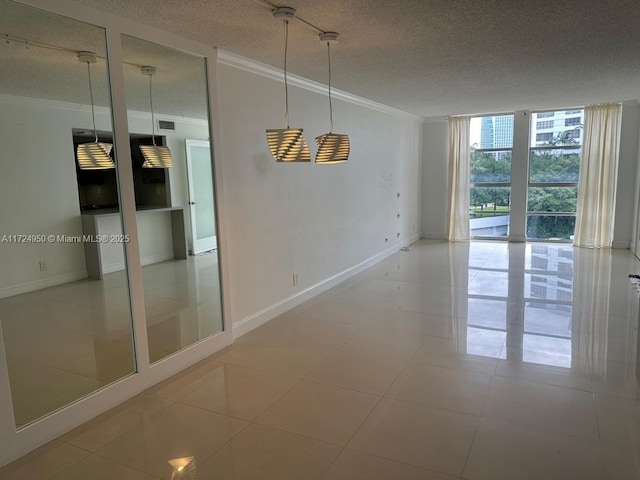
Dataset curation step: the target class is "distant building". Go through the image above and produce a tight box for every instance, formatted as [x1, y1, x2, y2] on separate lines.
[479, 115, 513, 148]
[480, 116, 494, 148]
[478, 111, 583, 149]
[532, 110, 583, 146]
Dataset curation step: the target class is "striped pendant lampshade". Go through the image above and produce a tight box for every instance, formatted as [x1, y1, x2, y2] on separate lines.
[315, 33, 349, 164]
[140, 66, 173, 168]
[77, 141, 114, 169]
[315, 132, 350, 164]
[76, 51, 114, 170]
[266, 8, 310, 163]
[140, 145, 173, 168]
[267, 128, 311, 162]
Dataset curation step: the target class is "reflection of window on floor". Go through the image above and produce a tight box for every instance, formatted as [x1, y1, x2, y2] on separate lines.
[531, 256, 548, 270]
[466, 294, 508, 358]
[466, 245, 574, 368]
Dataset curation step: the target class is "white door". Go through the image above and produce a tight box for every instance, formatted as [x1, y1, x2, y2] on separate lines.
[186, 139, 217, 254]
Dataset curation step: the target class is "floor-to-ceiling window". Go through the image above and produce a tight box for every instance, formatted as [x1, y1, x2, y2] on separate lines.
[469, 109, 583, 241]
[527, 109, 583, 240]
[469, 115, 514, 238]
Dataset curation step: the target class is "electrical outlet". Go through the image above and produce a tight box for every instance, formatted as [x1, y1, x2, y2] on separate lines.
[39, 260, 47, 272]
[293, 274, 298, 286]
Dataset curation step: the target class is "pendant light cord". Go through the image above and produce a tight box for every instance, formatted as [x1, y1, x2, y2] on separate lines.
[283, 19, 290, 128]
[327, 41, 333, 133]
[86, 61, 98, 143]
[148, 73, 157, 146]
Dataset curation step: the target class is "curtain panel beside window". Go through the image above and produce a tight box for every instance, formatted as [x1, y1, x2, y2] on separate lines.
[447, 116, 471, 241]
[574, 103, 622, 248]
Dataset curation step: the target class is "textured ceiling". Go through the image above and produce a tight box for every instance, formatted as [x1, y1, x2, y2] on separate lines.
[3, 0, 640, 118]
[0, 0, 209, 119]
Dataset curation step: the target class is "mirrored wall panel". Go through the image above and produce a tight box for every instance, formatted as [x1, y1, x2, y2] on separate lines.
[121, 35, 223, 363]
[0, 0, 136, 427]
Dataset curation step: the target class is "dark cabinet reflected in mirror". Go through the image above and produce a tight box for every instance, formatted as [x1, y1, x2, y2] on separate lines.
[73, 129, 170, 211]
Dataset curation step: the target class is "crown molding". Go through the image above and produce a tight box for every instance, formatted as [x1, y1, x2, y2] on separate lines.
[0, 93, 208, 126]
[217, 49, 425, 122]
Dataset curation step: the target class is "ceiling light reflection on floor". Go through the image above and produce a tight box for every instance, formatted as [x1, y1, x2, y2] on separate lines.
[168, 456, 196, 480]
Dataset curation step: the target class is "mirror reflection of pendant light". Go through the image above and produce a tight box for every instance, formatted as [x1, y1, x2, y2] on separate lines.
[140, 66, 173, 168]
[315, 32, 350, 164]
[266, 6, 311, 162]
[76, 51, 114, 170]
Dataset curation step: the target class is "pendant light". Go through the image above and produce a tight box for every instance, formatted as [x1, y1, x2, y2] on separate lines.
[76, 51, 114, 170]
[140, 66, 173, 168]
[315, 32, 350, 164]
[266, 6, 311, 162]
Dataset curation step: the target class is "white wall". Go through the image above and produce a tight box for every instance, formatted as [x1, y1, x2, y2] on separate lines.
[419, 106, 640, 247]
[0, 94, 208, 297]
[215, 62, 423, 327]
[614, 102, 640, 248]
[420, 120, 449, 239]
[0, 97, 90, 296]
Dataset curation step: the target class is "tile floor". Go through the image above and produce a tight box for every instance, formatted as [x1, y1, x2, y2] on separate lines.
[1, 240, 640, 479]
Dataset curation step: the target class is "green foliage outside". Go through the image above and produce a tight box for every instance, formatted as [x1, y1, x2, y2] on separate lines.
[470, 130, 581, 239]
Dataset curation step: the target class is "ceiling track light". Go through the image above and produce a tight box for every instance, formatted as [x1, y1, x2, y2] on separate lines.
[315, 32, 350, 164]
[76, 51, 114, 170]
[140, 65, 173, 168]
[266, 6, 311, 162]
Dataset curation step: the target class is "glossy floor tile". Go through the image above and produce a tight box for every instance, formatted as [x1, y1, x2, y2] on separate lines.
[256, 380, 379, 446]
[463, 419, 605, 480]
[95, 403, 247, 478]
[197, 423, 340, 480]
[322, 449, 457, 480]
[2, 240, 640, 479]
[348, 397, 479, 477]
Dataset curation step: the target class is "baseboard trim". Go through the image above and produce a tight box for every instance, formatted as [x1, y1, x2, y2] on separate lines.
[612, 240, 631, 249]
[404, 233, 421, 245]
[232, 244, 402, 339]
[0, 270, 88, 299]
[420, 231, 447, 240]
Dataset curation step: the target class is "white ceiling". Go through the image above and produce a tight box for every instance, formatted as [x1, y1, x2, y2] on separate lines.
[3, 0, 640, 119]
[76, 0, 640, 117]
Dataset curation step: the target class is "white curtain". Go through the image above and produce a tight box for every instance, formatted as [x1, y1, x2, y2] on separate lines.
[447, 116, 471, 241]
[574, 103, 622, 248]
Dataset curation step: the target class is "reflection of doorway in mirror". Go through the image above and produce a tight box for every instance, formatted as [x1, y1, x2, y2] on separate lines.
[185, 139, 216, 254]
